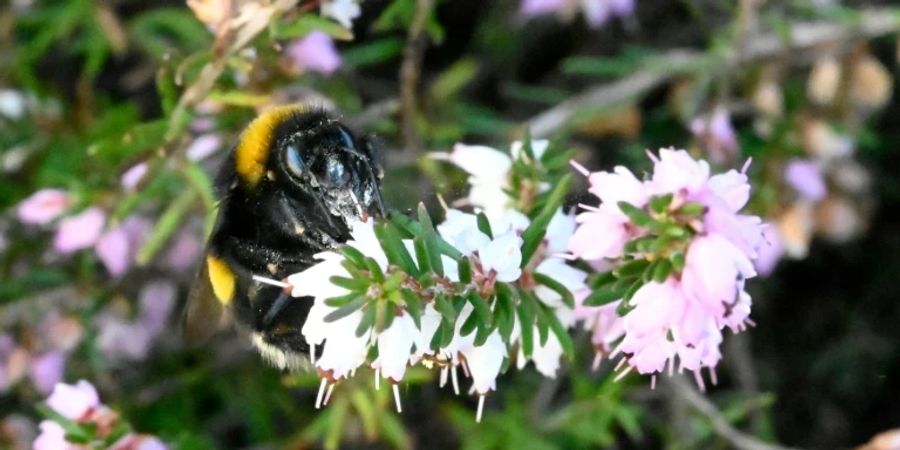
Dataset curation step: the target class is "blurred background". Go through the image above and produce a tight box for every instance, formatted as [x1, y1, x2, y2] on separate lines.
[2, 0, 899, 448]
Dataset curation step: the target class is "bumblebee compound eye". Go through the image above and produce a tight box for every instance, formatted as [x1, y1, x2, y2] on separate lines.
[324, 154, 350, 187]
[285, 144, 305, 178]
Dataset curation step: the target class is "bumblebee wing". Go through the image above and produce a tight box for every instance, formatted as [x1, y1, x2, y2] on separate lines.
[182, 257, 226, 345]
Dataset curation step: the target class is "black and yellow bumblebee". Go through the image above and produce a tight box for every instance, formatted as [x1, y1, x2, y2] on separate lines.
[183, 105, 386, 370]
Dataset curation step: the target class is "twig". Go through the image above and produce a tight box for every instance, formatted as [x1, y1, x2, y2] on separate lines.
[526, 8, 900, 138]
[665, 376, 803, 450]
[166, 0, 301, 142]
[399, 0, 433, 155]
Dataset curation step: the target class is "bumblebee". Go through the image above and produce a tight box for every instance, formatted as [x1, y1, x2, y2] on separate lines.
[183, 105, 386, 370]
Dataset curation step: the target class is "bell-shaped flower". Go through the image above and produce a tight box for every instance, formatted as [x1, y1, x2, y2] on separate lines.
[45, 380, 100, 421]
[17, 189, 71, 225]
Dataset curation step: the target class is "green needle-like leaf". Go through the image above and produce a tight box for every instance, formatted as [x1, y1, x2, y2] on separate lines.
[532, 272, 575, 308]
[520, 173, 572, 267]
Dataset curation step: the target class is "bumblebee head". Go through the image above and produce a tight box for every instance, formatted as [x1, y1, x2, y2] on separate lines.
[274, 114, 386, 222]
[230, 106, 385, 229]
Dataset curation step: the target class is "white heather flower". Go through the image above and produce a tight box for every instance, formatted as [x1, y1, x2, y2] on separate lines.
[321, 0, 361, 29]
[459, 331, 506, 394]
[435, 140, 552, 216]
[373, 312, 420, 382]
[479, 232, 523, 282]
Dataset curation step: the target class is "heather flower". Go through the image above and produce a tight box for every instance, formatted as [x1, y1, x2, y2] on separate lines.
[433, 140, 550, 216]
[16, 189, 71, 225]
[28, 352, 65, 395]
[690, 107, 739, 164]
[186, 133, 221, 161]
[0, 89, 28, 120]
[120, 162, 147, 191]
[321, 0, 361, 29]
[570, 148, 765, 386]
[36, 379, 167, 449]
[754, 225, 783, 277]
[94, 216, 151, 277]
[32, 421, 68, 450]
[521, 0, 635, 27]
[286, 31, 342, 75]
[53, 208, 106, 254]
[45, 380, 100, 421]
[784, 159, 827, 201]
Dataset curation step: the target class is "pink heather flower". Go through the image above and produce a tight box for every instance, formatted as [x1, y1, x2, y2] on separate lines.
[45, 380, 100, 420]
[649, 148, 711, 196]
[163, 229, 203, 270]
[522, 0, 635, 27]
[53, 208, 106, 253]
[94, 216, 151, 277]
[681, 233, 755, 319]
[33, 420, 69, 450]
[110, 434, 168, 450]
[690, 108, 739, 164]
[286, 32, 343, 75]
[521, 0, 566, 17]
[29, 352, 65, 394]
[571, 148, 765, 383]
[139, 281, 176, 337]
[754, 225, 784, 277]
[121, 162, 148, 191]
[186, 133, 221, 161]
[17, 189, 71, 225]
[784, 159, 827, 201]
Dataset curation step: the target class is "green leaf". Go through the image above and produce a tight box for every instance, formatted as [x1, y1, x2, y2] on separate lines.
[350, 390, 378, 440]
[473, 315, 494, 346]
[341, 245, 367, 269]
[589, 271, 617, 289]
[516, 299, 534, 358]
[466, 291, 492, 330]
[400, 289, 423, 329]
[671, 251, 686, 272]
[679, 202, 706, 216]
[136, 189, 196, 265]
[532, 272, 575, 308]
[583, 288, 625, 307]
[664, 225, 688, 238]
[495, 283, 516, 342]
[329, 276, 369, 292]
[271, 13, 354, 41]
[434, 295, 456, 324]
[520, 173, 572, 267]
[391, 212, 462, 260]
[542, 304, 575, 361]
[324, 298, 367, 322]
[457, 256, 472, 284]
[652, 259, 673, 283]
[476, 212, 493, 239]
[356, 304, 376, 337]
[375, 222, 419, 276]
[616, 201, 652, 227]
[325, 293, 362, 308]
[324, 396, 349, 450]
[412, 237, 433, 274]
[623, 280, 643, 301]
[649, 194, 673, 214]
[613, 259, 650, 278]
[529, 294, 550, 346]
[417, 204, 444, 277]
[364, 257, 385, 283]
[342, 37, 404, 67]
[459, 309, 479, 337]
